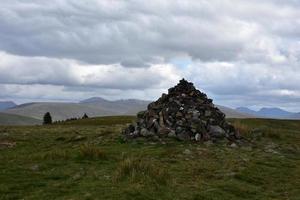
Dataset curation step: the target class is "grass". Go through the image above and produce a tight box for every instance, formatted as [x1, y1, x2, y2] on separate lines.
[113, 156, 170, 185]
[0, 116, 299, 199]
[79, 143, 107, 160]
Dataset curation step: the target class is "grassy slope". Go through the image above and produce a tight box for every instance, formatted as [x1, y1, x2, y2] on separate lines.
[0, 112, 42, 125]
[0, 117, 299, 200]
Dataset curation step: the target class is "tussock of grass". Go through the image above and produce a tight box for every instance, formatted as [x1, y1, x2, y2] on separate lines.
[113, 156, 170, 185]
[232, 121, 251, 136]
[41, 149, 70, 160]
[79, 144, 106, 160]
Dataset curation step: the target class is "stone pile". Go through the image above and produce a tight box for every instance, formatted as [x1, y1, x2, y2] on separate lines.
[123, 79, 239, 142]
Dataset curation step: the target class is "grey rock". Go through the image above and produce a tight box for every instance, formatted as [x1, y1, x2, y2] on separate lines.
[205, 110, 211, 117]
[209, 125, 225, 138]
[140, 128, 154, 137]
[183, 149, 192, 155]
[167, 130, 176, 138]
[195, 133, 201, 141]
[229, 143, 238, 148]
[177, 132, 190, 141]
[30, 164, 39, 171]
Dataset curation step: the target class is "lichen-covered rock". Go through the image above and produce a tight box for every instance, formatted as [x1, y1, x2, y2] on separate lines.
[122, 79, 238, 142]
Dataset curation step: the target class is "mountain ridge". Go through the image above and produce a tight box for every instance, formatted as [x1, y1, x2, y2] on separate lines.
[3, 97, 253, 123]
[236, 107, 300, 119]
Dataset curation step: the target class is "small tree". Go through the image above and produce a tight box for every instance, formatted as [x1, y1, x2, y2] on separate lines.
[43, 112, 52, 125]
[82, 113, 89, 119]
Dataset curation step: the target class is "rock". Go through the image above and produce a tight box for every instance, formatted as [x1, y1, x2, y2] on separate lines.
[140, 128, 154, 137]
[159, 111, 165, 127]
[70, 135, 87, 142]
[183, 149, 192, 155]
[158, 127, 171, 135]
[177, 132, 190, 141]
[167, 130, 176, 138]
[209, 125, 226, 138]
[195, 133, 201, 141]
[30, 164, 39, 171]
[229, 143, 238, 148]
[2, 132, 9, 136]
[122, 79, 238, 143]
[72, 173, 82, 181]
[205, 110, 211, 117]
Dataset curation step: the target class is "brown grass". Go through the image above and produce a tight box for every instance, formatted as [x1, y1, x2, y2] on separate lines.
[232, 120, 251, 137]
[79, 143, 106, 159]
[113, 156, 170, 185]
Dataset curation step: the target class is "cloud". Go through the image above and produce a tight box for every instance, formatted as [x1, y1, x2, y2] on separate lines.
[1, 0, 299, 65]
[0, 51, 180, 89]
[0, 0, 300, 111]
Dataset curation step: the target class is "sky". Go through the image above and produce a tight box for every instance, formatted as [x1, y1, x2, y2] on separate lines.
[0, 0, 300, 111]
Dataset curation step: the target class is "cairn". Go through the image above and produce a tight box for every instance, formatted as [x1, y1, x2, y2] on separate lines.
[123, 79, 239, 142]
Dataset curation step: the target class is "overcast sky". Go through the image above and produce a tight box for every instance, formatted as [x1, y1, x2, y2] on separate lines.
[0, 0, 300, 111]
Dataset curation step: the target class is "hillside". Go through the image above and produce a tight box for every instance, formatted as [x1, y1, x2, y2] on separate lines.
[0, 117, 299, 199]
[3, 97, 253, 122]
[4, 102, 118, 121]
[0, 112, 41, 125]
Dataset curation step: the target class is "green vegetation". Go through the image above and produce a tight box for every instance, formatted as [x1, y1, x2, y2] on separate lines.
[0, 116, 299, 200]
[43, 112, 52, 125]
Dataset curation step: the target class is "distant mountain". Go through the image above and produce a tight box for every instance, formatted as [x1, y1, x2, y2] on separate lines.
[217, 105, 255, 119]
[80, 97, 109, 103]
[236, 107, 258, 116]
[236, 107, 300, 119]
[257, 107, 292, 118]
[0, 112, 42, 125]
[289, 112, 300, 119]
[79, 97, 151, 116]
[4, 97, 253, 122]
[0, 101, 17, 111]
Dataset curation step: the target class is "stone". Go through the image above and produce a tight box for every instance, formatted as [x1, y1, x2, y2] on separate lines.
[195, 133, 201, 141]
[229, 143, 238, 148]
[159, 111, 165, 127]
[30, 164, 39, 171]
[209, 125, 226, 138]
[159, 127, 171, 135]
[177, 132, 190, 141]
[140, 128, 154, 137]
[183, 149, 192, 155]
[167, 130, 176, 138]
[205, 110, 211, 117]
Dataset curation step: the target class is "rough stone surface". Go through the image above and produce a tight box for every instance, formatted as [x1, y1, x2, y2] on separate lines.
[122, 79, 238, 142]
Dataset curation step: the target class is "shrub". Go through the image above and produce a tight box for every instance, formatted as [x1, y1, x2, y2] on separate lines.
[82, 113, 89, 119]
[43, 112, 52, 125]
